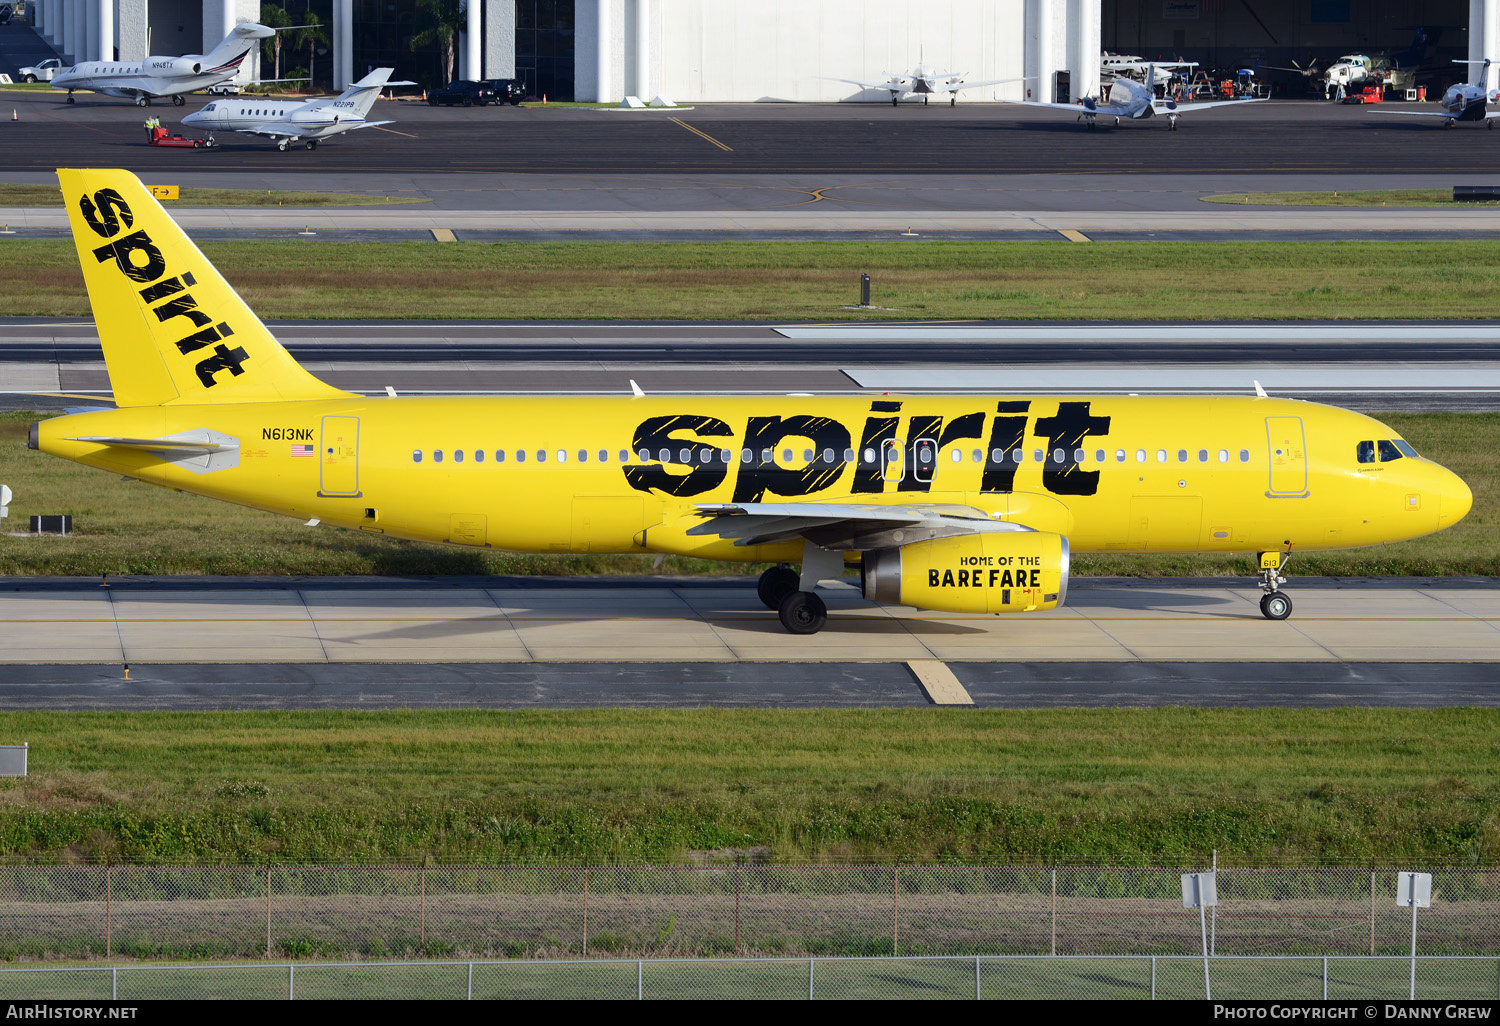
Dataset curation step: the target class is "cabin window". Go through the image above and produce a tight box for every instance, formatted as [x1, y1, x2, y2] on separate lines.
[822, 448, 834, 463]
[1218, 449, 1229, 463]
[658, 448, 670, 462]
[412, 450, 422, 463]
[433, 450, 443, 463]
[742, 448, 753, 463]
[1356, 441, 1375, 463]
[1096, 449, 1106, 463]
[1378, 439, 1404, 462]
[495, 450, 506, 463]
[516, 450, 526, 463]
[1136, 449, 1147, 463]
[864, 448, 876, 464]
[971, 449, 982, 463]
[537, 450, 547, 463]
[1177, 450, 1188, 463]
[619, 450, 629, 462]
[1239, 450, 1250, 463]
[1198, 449, 1208, 463]
[783, 449, 794, 463]
[801, 449, 812, 463]
[950, 450, 961, 464]
[475, 450, 484, 463]
[1074, 448, 1086, 463]
[845, 449, 856, 462]
[1156, 450, 1167, 463]
[1012, 449, 1023, 463]
[638, 448, 650, 462]
[675, 447, 688, 462]
[453, 450, 464, 464]
[1034, 449, 1044, 463]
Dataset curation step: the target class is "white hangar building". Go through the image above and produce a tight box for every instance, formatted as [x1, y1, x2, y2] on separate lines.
[22, 0, 1488, 102]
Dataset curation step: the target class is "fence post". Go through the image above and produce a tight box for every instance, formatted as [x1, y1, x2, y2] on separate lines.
[892, 867, 899, 957]
[420, 864, 427, 953]
[1370, 872, 1376, 955]
[734, 865, 741, 954]
[808, 958, 814, 1000]
[265, 865, 272, 959]
[467, 962, 473, 1000]
[105, 864, 111, 959]
[288, 963, 294, 1001]
[1210, 850, 1217, 956]
[975, 955, 980, 1000]
[637, 959, 643, 1001]
[1051, 868, 1057, 956]
[1150, 956, 1156, 1000]
[1323, 957, 1328, 1000]
[582, 868, 589, 958]
[111, 968, 117, 1001]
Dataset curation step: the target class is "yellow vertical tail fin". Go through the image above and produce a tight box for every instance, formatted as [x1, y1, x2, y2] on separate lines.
[58, 168, 353, 407]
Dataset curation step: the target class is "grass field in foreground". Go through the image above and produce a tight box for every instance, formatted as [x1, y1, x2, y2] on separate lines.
[0, 707, 1497, 863]
[1205, 189, 1500, 207]
[0, 185, 428, 207]
[1, 411, 1493, 577]
[11, 238, 1500, 319]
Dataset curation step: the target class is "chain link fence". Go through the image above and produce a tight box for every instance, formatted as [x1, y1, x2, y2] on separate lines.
[0, 865, 1497, 963]
[0, 955, 1496, 1000]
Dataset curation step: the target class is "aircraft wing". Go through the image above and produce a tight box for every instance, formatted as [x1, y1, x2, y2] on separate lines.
[995, 99, 1124, 115]
[690, 501, 1030, 550]
[1369, 109, 1500, 119]
[936, 75, 1031, 94]
[1156, 96, 1268, 113]
[817, 75, 906, 91]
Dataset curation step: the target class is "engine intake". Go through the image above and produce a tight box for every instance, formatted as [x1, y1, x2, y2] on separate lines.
[863, 532, 1069, 614]
[146, 56, 203, 77]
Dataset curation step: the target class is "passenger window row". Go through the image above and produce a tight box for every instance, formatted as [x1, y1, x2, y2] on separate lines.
[412, 446, 1255, 466]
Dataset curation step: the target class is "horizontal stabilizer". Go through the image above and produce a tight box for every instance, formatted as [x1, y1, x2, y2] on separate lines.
[67, 434, 229, 453]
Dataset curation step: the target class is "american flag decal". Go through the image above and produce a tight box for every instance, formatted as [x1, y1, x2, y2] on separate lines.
[290, 444, 314, 458]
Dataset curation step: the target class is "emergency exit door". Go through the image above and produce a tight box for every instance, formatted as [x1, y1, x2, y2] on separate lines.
[1265, 416, 1308, 498]
[319, 415, 361, 497]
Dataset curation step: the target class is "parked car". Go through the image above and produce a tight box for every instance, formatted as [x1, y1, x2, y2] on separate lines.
[483, 79, 527, 105]
[17, 57, 63, 82]
[204, 82, 241, 96]
[426, 80, 495, 107]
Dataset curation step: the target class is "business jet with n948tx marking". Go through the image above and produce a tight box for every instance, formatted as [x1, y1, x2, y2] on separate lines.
[31, 169, 1471, 634]
[49, 21, 275, 106]
[182, 68, 411, 150]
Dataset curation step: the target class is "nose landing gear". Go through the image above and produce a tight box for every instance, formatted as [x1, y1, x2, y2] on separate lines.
[1256, 549, 1293, 620]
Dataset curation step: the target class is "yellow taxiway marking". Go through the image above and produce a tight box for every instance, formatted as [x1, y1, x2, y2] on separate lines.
[907, 660, 974, 705]
[1058, 229, 1092, 242]
[430, 228, 457, 242]
[669, 118, 733, 152]
[371, 126, 419, 138]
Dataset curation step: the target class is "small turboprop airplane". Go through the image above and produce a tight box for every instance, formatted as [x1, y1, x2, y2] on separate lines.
[1372, 60, 1500, 127]
[33, 168, 1472, 633]
[48, 21, 275, 106]
[182, 68, 410, 150]
[822, 63, 1028, 106]
[1000, 62, 1266, 129]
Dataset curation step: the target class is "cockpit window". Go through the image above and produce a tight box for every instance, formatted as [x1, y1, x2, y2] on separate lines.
[1392, 439, 1419, 459]
[1356, 440, 1375, 464]
[204, 103, 216, 111]
[1377, 439, 1404, 462]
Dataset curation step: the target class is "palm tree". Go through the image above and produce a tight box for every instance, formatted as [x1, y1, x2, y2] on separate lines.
[409, 0, 465, 85]
[290, 9, 329, 91]
[259, 4, 292, 82]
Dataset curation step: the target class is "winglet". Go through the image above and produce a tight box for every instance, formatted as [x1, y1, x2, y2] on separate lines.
[1253, 379, 1269, 397]
[629, 379, 645, 397]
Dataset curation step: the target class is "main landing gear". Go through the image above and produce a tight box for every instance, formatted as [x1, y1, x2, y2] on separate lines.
[1166, 113, 1180, 131]
[1256, 549, 1293, 621]
[135, 95, 151, 107]
[756, 564, 828, 635]
[173, 94, 185, 106]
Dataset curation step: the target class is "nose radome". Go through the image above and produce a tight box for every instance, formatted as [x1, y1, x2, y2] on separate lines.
[1440, 469, 1473, 528]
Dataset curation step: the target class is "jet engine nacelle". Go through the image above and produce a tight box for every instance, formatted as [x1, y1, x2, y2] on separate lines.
[863, 532, 1069, 614]
[146, 56, 203, 77]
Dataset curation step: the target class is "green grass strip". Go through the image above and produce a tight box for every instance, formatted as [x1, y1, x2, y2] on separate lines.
[1, 707, 1497, 863]
[1204, 189, 1500, 207]
[8, 238, 1500, 319]
[1, 412, 1491, 577]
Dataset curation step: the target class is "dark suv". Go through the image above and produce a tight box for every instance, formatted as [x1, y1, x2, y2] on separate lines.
[427, 80, 496, 107]
[483, 79, 527, 105]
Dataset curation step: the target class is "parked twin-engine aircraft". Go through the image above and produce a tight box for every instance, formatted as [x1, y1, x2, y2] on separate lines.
[821, 62, 1027, 105]
[33, 169, 1471, 634]
[48, 21, 274, 106]
[181, 68, 409, 150]
[1373, 59, 1499, 126]
[1001, 62, 1266, 129]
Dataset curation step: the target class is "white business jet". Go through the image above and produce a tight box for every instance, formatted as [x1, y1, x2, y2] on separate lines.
[1372, 60, 1500, 127]
[49, 21, 275, 106]
[1000, 62, 1266, 130]
[182, 68, 410, 150]
[822, 62, 1028, 106]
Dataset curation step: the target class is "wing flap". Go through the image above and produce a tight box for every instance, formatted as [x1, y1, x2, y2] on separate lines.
[691, 501, 1029, 549]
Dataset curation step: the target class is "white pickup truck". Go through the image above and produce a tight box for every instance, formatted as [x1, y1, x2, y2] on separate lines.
[17, 58, 64, 83]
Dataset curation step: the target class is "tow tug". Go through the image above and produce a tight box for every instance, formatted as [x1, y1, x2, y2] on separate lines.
[146, 124, 217, 148]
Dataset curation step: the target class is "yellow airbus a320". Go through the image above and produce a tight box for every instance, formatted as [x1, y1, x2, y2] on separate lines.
[30, 169, 1473, 633]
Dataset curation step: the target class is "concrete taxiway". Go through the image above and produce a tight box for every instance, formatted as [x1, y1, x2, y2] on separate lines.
[0, 577, 1495, 708]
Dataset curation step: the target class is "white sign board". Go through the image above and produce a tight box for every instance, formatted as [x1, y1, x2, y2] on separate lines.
[1397, 872, 1432, 908]
[1181, 871, 1218, 908]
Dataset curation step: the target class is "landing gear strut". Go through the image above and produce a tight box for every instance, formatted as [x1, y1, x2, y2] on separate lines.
[756, 564, 800, 610]
[1256, 550, 1293, 620]
[66, 90, 75, 104]
[173, 94, 185, 106]
[1167, 114, 1179, 131]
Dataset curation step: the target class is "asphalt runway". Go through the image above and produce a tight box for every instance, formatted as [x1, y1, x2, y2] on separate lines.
[5, 318, 1499, 411]
[7, 85, 1500, 176]
[0, 576, 1495, 708]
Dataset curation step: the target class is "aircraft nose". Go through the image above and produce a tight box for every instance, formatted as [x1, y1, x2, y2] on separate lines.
[1439, 469, 1473, 528]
